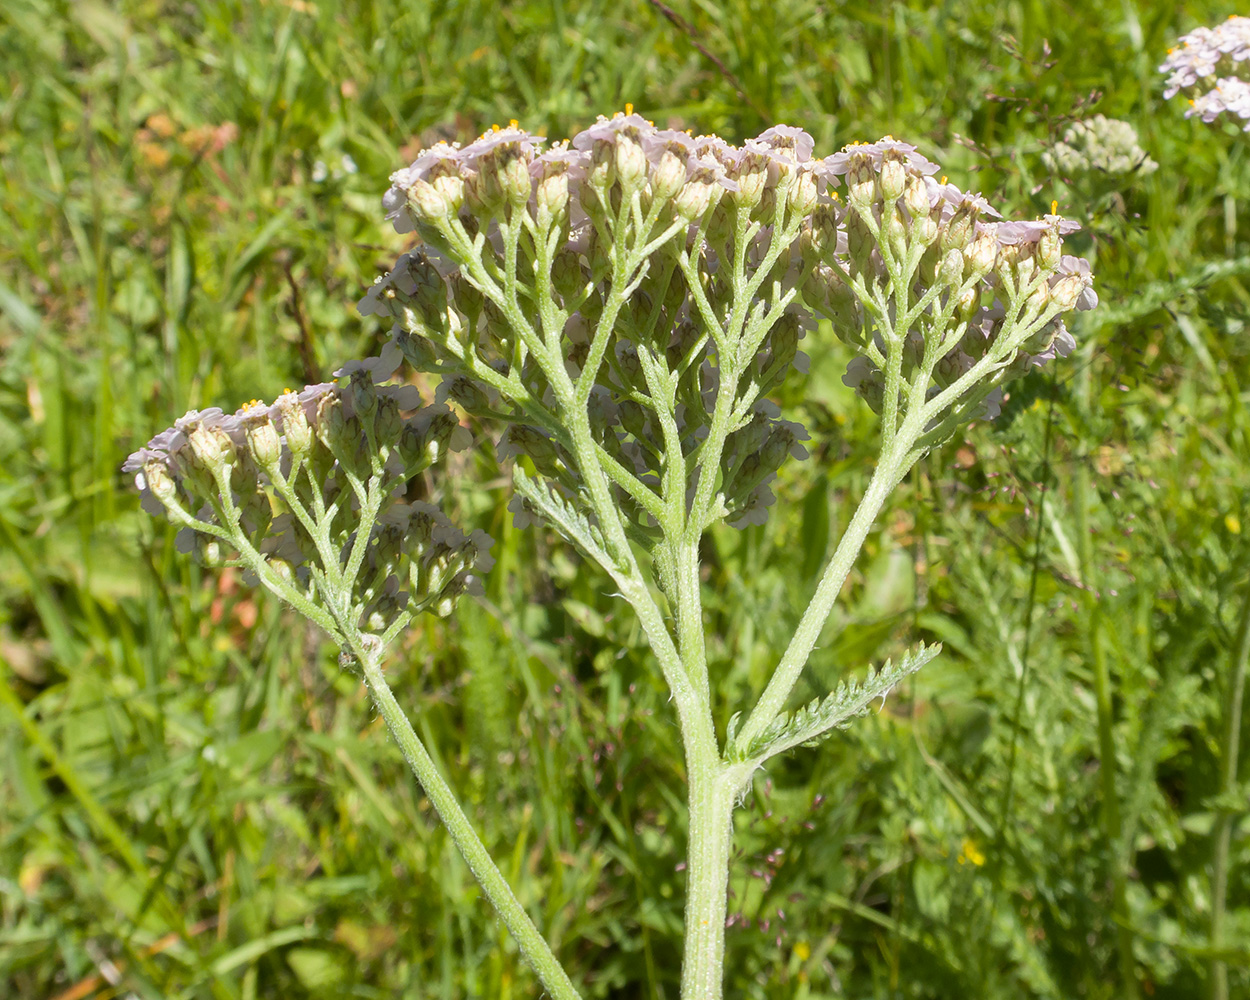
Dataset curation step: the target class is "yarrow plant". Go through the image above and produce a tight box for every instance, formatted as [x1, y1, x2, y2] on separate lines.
[1161, 14, 1250, 130]
[127, 110, 1096, 997]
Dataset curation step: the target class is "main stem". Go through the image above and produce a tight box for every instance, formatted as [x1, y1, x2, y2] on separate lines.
[355, 641, 582, 1000]
[1210, 575, 1250, 1000]
[680, 750, 739, 999]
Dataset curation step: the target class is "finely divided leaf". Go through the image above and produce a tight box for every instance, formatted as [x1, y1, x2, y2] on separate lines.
[513, 467, 612, 567]
[734, 642, 941, 763]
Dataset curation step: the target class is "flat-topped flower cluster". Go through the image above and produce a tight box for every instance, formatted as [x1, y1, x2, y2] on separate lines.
[128, 111, 1096, 627]
[368, 114, 1094, 534]
[125, 368, 491, 639]
[1161, 15, 1250, 131]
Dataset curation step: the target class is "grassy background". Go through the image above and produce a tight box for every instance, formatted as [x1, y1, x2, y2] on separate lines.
[1, 0, 1248, 996]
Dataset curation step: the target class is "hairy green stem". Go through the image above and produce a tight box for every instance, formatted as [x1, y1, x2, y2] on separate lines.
[680, 761, 746, 1000]
[354, 638, 583, 1000]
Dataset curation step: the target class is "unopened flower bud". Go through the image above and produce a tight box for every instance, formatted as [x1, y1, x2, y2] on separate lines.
[445, 376, 491, 415]
[846, 211, 875, 272]
[663, 268, 688, 316]
[879, 150, 907, 203]
[465, 166, 505, 216]
[903, 174, 930, 218]
[537, 169, 570, 217]
[500, 156, 531, 206]
[939, 247, 965, 288]
[760, 426, 799, 475]
[1037, 225, 1062, 271]
[371, 523, 405, 577]
[188, 423, 234, 475]
[507, 425, 560, 471]
[618, 399, 649, 440]
[143, 460, 177, 506]
[201, 538, 224, 567]
[789, 168, 818, 217]
[956, 284, 980, 321]
[615, 136, 647, 194]
[941, 201, 978, 251]
[1014, 244, 1037, 285]
[276, 393, 313, 460]
[316, 393, 350, 452]
[886, 206, 908, 257]
[551, 247, 585, 302]
[430, 167, 465, 214]
[674, 178, 715, 220]
[244, 414, 282, 471]
[964, 233, 998, 275]
[1022, 318, 1058, 353]
[407, 178, 451, 222]
[730, 152, 769, 208]
[617, 342, 643, 385]
[913, 213, 939, 248]
[375, 395, 402, 446]
[1025, 279, 1050, 313]
[588, 141, 617, 191]
[349, 370, 378, 423]
[448, 271, 484, 328]
[768, 316, 799, 371]
[1049, 273, 1085, 311]
[847, 153, 876, 208]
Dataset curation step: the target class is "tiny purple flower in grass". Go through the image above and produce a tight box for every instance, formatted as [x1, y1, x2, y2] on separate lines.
[1161, 15, 1250, 131]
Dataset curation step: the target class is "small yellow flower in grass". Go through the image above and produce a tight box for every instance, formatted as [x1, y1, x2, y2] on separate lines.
[1226, 514, 1241, 535]
[793, 940, 811, 961]
[958, 838, 986, 866]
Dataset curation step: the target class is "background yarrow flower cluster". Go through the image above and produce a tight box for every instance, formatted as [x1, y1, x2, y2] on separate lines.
[126, 111, 1096, 999]
[1161, 14, 1250, 130]
[1043, 114, 1158, 180]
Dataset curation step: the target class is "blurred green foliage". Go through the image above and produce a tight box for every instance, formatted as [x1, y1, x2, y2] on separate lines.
[1, 0, 1248, 997]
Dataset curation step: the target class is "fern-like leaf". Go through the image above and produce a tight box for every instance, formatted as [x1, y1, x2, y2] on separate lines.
[513, 467, 612, 568]
[733, 642, 941, 763]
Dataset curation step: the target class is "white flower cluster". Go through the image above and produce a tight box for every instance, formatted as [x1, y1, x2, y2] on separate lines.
[1161, 15, 1250, 130]
[372, 115, 1095, 533]
[1043, 115, 1157, 179]
[796, 139, 1096, 421]
[125, 366, 490, 629]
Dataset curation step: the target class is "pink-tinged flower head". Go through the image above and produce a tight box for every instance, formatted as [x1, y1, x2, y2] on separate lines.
[752, 125, 816, 162]
[686, 152, 739, 192]
[570, 109, 656, 151]
[1190, 76, 1250, 130]
[1161, 16, 1250, 121]
[924, 177, 1004, 222]
[384, 142, 462, 232]
[454, 123, 545, 185]
[1054, 255, 1098, 310]
[820, 137, 941, 178]
[530, 142, 588, 178]
[990, 216, 1080, 246]
[693, 133, 742, 172]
